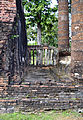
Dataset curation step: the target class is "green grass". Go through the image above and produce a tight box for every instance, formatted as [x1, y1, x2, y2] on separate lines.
[0, 110, 82, 120]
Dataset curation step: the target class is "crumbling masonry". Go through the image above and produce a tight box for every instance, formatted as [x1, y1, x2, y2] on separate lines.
[71, 0, 83, 79]
[0, 0, 83, 113]
[0, 0, 27, 85]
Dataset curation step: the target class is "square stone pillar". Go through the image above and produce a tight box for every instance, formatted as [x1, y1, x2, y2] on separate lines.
[71, 0, 83, 79]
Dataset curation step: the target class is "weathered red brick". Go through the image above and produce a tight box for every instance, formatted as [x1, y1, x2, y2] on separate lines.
[71, 0, 83, 78]
[58, 0, 69, 52]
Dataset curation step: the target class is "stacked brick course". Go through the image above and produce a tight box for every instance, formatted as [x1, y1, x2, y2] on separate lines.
[71, 0, 83, 79]
[0, 0, 16, 85]
[0, 0, 28, 86]
[58, 0, 69, 52]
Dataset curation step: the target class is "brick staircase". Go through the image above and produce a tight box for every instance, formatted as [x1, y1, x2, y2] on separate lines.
[0, 67, 83, 113]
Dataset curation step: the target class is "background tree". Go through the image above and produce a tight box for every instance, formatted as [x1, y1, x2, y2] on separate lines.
[23, 0, 58, 46]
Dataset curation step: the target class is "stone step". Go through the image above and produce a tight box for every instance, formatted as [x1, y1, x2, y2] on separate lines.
[19, 98, 83, 112]
[1, 85, 82, 100]
[6, 92, 83, 101]
[0, 98, 83, 113]
[22, 80, 77, 86]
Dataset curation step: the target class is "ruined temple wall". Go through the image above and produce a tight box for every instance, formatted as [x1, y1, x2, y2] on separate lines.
[0, 0, 16, 85]
[0, 0, 28, 86]
[71, 0, 83, 79]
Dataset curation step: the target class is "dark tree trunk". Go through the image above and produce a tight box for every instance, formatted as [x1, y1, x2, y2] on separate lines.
[16, 0, 27, 61]
[8, 0, 28, 84]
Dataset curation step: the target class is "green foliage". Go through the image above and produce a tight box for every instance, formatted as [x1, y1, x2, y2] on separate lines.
[68, 0, 71, 13]
[10, 35, 19, 39]
[28, 41, 37, 46]
[22, 0, 58, 47]
[42, 20, 58, 47]
[27, 25, 37, 43]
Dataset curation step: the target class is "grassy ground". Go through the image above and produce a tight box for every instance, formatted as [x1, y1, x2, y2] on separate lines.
[0, 110, 83, 120]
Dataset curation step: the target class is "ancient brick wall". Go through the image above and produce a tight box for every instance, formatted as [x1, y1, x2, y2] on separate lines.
[0, 0, 16, 85]
[0, 0, 28, 86]
[58, 0, 69, 52]
[71, 0, 83, 79]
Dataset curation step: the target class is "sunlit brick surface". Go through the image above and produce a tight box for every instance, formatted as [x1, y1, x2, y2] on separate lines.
[71, 0, 83, 78]
[58, 0, 69, 51]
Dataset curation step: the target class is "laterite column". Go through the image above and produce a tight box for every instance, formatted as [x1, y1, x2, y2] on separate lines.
[58, 0, 69, 53]
[71, 0, 83, 78]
